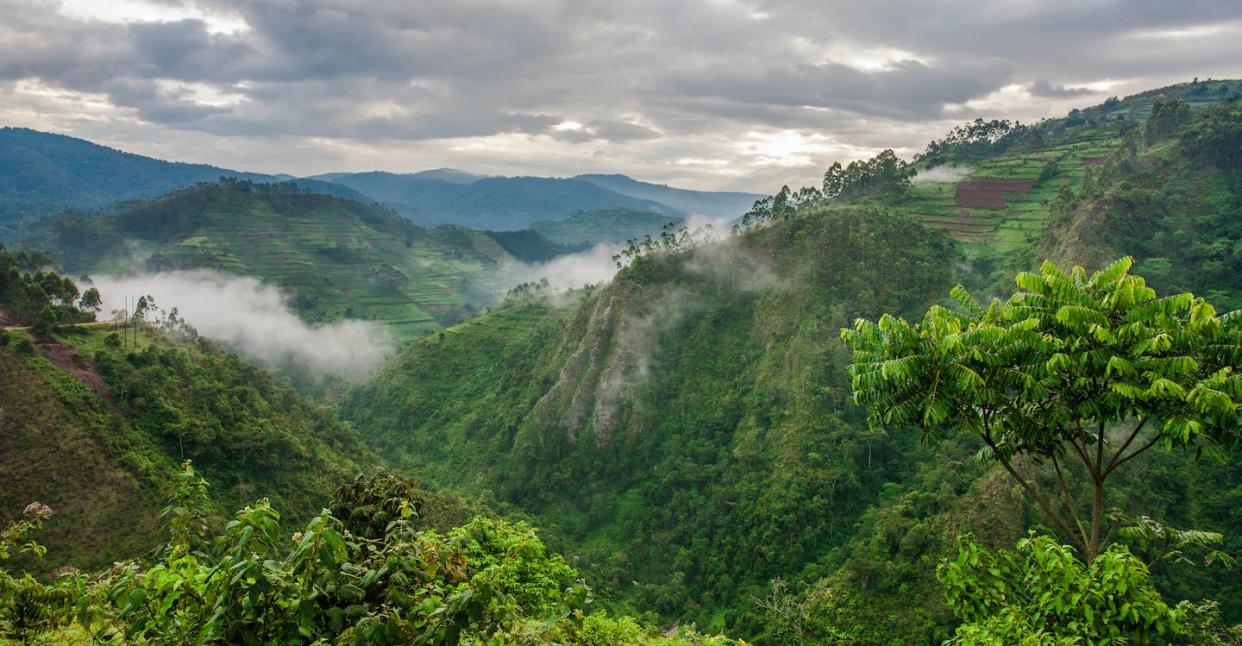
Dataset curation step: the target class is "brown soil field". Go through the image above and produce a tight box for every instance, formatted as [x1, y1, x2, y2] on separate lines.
[954, 178, 1034, 208]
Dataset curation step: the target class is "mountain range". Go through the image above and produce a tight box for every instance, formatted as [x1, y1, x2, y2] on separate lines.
[3, 78, 1241, 644]
[0, 127, 763, 238]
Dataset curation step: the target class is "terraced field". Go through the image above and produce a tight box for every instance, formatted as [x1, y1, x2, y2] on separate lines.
[906, 122, 1124, 252]
[43, 183, 514, 340]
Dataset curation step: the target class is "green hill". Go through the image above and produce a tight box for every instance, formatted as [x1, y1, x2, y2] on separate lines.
[28, 179, 523, 340]
[338, 81, 1242, 641]
[531, 207, 682, 247]
[0, 322, 372, 573]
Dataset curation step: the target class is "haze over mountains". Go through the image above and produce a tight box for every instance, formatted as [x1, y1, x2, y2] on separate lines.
[0, 127, 763, 237]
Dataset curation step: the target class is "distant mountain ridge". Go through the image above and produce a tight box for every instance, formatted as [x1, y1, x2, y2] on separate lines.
[0, 127, 372, 235]
[0, 126, 760, 238]
[572, 173, 763, 220]
[307, 171, 687, 230]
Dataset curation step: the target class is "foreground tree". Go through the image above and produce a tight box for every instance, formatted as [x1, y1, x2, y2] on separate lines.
[841, 257, 1242, 562]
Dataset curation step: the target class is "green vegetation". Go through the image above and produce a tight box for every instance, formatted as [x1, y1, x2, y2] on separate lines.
[342, 206, 959, 635]
[0, 243, 93, 330]
[29, 179, 516, 339]
[5, 79, 1242, 644]
[1, 322, 373, 572]
[532, 208, 682, 248]
[842, 257, 1242, 562]
[1, 465, 739, 645]
[337, 83, 1242, 643]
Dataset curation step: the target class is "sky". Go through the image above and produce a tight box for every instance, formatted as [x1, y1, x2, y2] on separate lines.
[2, 1, 1241, 193]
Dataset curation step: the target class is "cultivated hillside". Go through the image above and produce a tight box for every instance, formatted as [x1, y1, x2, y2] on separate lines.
[28, 179, 527, 339]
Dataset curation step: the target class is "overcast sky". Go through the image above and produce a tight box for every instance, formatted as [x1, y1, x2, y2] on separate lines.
[3, 1, 1241, 192]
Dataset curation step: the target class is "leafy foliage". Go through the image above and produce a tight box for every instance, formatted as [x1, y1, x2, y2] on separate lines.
[842, 257, 1242, 561]
[0, 242, 93, 330]
[938, 535, 1216, 645]
[2, 464, 741, 645]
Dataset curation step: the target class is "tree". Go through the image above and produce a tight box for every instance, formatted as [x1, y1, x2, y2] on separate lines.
[1180, 99, 1242, 169]
[1145, 99, 1193, 145]
[78, 287, 102, 314]
[841, 257, 1242, 562]
[31, 305, 57, 336]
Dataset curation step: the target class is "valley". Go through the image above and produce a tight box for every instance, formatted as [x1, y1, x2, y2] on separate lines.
[2, 77, 1242, 645]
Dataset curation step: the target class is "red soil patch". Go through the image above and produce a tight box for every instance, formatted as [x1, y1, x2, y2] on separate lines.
[1080, 157, 1108, 166]
[954, 177, 1034, 208]
[35, 337, 110, 400]
[422, 304, 451, 313]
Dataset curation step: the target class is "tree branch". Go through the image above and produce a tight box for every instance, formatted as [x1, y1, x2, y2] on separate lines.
[1095, 421, 1105, 484]
[1051, 452, 1090, 549]
[981, 431, 1089, 556]
[1105, 430, 1163, 476]
[1103, 416, 1149, 477]
[1069, 428, 1099, 482]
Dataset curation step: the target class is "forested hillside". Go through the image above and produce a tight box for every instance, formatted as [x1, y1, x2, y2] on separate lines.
[339, 81, 1242, 642]
[0, 256, 373, 572]
[4, 80, 1242, 645]
[27, 179, 527, 339]
[531, 207, 682, 247]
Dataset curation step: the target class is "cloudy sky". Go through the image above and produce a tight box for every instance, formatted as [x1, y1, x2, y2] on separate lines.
[3, 1, 1241, 192]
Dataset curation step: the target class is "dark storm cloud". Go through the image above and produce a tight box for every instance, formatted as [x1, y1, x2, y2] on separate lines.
[2, 0, 1241, 188]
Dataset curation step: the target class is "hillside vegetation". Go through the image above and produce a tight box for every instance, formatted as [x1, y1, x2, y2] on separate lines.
[0, 316, 376, 573]
[532, 207, 682, 247]
[339, 80, 1242, 642]
[4, 79, 1242, 645]
[27, 179, 529, 339]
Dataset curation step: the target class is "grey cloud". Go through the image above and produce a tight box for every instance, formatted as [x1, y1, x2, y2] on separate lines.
[1, 0, 1241, 190]
[1030, 79, 1094, 99]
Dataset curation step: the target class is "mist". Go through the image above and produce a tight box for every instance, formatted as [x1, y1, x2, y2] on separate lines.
[498, 243, 621, 292]
[912, 164, 973, 183]
[92, 270, 396, 381]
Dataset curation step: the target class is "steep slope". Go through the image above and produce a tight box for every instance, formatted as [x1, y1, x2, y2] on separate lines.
[339, 81, 1242, 642]
[574, 174, 764, 220]
[341, 207, 958, 633]
[531, 207, 681, 247]
[0, 128, 374, 236]
[0, 324, 372, 572]
[28, 180, 515, 339]
[316, 171, 684, 230]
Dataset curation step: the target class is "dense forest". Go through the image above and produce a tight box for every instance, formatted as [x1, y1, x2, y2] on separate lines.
[3, 80, 1242, 644]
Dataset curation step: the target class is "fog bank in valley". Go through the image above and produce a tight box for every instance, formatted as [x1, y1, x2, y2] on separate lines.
[93, 270, 396, 381]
